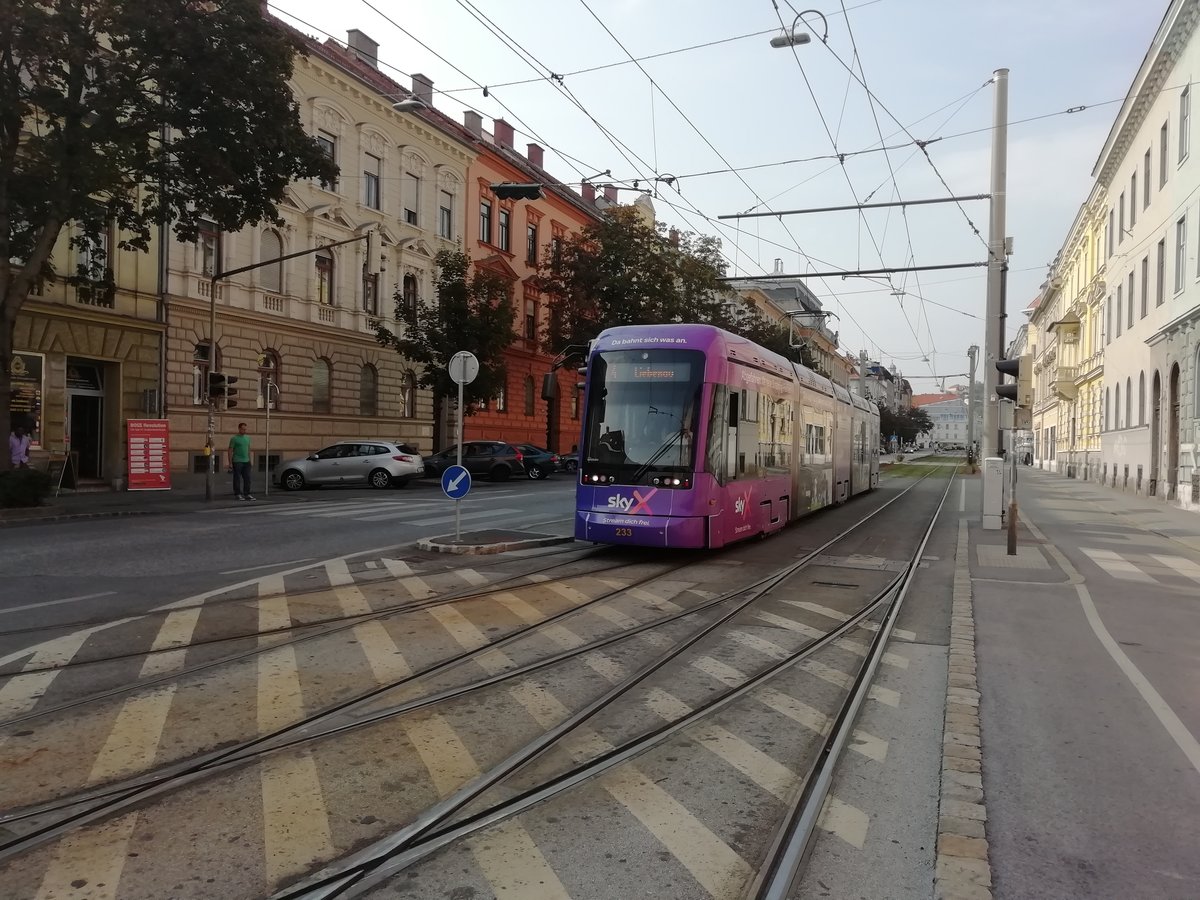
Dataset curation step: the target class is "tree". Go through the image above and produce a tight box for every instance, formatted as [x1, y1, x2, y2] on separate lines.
[0, 0, 337, 467]
[375, 249, 515, 419]
[878, 403, 933, 445]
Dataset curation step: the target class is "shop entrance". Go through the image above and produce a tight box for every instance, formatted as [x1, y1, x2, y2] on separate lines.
[67, 359, 106, 480]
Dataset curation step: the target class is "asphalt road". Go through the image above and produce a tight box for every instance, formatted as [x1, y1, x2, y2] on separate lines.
[0, 476, 578, 656]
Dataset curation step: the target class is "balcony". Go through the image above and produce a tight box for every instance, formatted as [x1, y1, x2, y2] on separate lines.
[1052, 365, 1078, 400]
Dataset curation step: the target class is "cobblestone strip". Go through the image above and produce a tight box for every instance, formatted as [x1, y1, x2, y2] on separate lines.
[934, 518, 993, 899]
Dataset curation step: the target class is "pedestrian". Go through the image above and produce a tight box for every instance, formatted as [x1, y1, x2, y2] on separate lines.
[227, 422, 255, 500]
[9, 425, 31, 468]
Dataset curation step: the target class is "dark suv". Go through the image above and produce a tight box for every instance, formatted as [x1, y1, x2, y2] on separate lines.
[424, 441, 526, 481]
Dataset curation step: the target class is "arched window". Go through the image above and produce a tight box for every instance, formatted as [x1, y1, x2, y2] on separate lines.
[402, 274, 418, 323]
[1125, 377, 1132, 427]
[401, 370, 416, 418]
[312, 358, 331, 414]
[524, 375, 535, 416]
[258, 350, 280, 411]
[1105, 387, 1111, 431]
[360, 364, 378, 417]
[316, 250, 334, 305]
[1115, 382, 1121, 429]
[1139, 371, 1146, 425]
[496, 382, 507, 412]
[260, 230, 283, 293]
[1195, 347, 1200, 416]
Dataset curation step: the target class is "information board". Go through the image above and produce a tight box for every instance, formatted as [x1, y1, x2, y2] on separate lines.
[127, 419, 172, 491]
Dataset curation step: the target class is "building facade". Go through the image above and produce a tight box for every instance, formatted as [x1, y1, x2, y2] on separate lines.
[1093, 0, 1200, 508]
[918, 397, 972, 448]
[163, 27, 477, 476]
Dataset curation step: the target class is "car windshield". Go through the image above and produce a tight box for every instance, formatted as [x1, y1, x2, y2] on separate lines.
[581, 348, 703, 474]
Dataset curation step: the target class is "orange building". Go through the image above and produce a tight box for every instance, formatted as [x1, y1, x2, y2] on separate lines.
[459, 115, 604, 453]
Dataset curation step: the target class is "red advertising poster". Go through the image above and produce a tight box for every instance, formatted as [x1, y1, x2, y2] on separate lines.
[127, 419, 172, 491]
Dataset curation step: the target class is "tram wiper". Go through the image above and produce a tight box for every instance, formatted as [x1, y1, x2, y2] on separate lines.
[629, 428, 685, 483]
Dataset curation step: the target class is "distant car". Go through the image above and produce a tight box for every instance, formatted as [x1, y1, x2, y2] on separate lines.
[513, 444, 561, 480]
[424, 441, 526, 481]
[277, 441, 423, 491]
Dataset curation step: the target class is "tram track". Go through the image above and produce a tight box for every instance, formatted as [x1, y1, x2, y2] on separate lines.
[0, 468, 952, 897]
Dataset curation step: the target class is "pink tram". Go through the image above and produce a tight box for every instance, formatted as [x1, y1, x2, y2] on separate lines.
[574, 324, 879, 549]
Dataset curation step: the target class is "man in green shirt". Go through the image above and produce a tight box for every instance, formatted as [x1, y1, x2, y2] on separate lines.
[227, 422, 255, 500]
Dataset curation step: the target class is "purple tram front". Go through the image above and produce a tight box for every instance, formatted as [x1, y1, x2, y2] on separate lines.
[575, 324, 815, 549]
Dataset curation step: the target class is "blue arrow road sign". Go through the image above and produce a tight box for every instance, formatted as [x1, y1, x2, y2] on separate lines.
[441, 465, 472, 500]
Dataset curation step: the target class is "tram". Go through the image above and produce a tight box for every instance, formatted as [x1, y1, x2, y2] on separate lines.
[574, 323, 879, 549]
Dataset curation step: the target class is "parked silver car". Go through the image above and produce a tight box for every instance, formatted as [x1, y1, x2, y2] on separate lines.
[277, 441, 424, 491]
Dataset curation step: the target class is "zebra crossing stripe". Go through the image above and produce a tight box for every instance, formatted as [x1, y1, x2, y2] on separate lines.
[1081, 548, 1155, 582]
[1151, 554, 1200, 584]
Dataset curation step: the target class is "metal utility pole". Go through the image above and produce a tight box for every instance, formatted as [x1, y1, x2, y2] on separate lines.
[966, 344, 979, 465]
[981, 68, 1009, 463]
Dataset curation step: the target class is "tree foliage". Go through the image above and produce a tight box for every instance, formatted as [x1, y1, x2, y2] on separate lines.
[0, 0, 338, 465]
[534, 206, 820, 371]
[375, 250, 515, 413]
[878, 403, 933, 444]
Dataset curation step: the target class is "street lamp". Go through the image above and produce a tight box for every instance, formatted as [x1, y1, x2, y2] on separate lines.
[391, 98, 426, 112]
[770, 8, 827, 47]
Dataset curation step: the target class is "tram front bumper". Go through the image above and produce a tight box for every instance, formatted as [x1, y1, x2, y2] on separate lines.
[575, 510, 706, 548]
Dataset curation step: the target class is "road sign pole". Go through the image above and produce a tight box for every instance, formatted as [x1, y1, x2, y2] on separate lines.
[456, 375, 464, 542]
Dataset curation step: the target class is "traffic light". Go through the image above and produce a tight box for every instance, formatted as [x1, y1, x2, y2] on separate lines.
[366, 228, 381, 272]
[207, 372, 240, 410]
[995, 353, 1033, 406]
[491, 183, 543, 201]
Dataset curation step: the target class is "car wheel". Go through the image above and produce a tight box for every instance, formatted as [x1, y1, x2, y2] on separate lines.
[369, 468, 392, 489]
[527, 465, 546, 480]
[490, 465, 511, 482]
[281, 469, 306, 491]
[564, 459, 578, 473]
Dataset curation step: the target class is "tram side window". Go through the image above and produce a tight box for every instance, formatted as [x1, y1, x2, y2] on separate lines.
[760, 394, 792, 473]
[739, 388, 758, 477]
[706, 385, 728, 484]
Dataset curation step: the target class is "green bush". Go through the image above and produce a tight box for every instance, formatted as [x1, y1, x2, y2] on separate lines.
[0, 468, 52, 508]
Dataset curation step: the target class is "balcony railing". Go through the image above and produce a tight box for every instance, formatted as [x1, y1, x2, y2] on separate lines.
[1052, 365, 1078, 400]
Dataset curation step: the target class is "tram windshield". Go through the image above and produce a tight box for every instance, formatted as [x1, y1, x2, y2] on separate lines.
[583, 349, 704, 474]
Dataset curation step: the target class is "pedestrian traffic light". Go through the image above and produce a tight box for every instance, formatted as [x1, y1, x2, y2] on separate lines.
[491, 182, 543, 201]
[995, 354, 1032, 406]
[206, 372, 240, 409]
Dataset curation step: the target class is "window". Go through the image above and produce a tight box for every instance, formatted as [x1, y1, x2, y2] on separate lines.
[1127, 272, 1134, 328]
[1157, 239, 1166, 305]
[496, 383, 507, 412]
[260, 229, 283, 293]
[1119, 192, 1125, 242]
[363, 272, 379, 315]
[524, 375, 535, 416]
[1196, 349, 1200, 416]
[401, 370, 416, 418]
[479, 199, 492, 244]
[524, 299, 537, 342]
[198, 220, 220, 276]
[1161, 121, 1169, 186]
[805, 423, 827, 456]
[1107, 210, 1114, 257]
[316, 250, 334, 305]
[193, 342, 216, 405]
[404, 171, 419, 225]
[317, 131, 337, 190]
[258, 350, 280, 411]
[498, 208, 511, 252]
[1176, 216, 1187, 293]
[312, 358, 331, 414]
[1115, 382, 1121, 428]
[551, 236, 562, 267]
[526, 224, 538, 265]
[439, 190, 453, 239]
[571, 391, 579, 420]
[401, 273, 418, 322]
[1181, 87, 1191, 162]
[1125, 377, 1131, 427]
[360, 364, 378, 417]
[364, 153, 381, 209]
[1141, 256, 1149, 318]
[1116, 284, 1122, 336]
[1139, 371, 1146, 424]
[1105, 388, 1110, 431]
[1130, 174, 1137, 227]
[1144, 149, 1152, 207]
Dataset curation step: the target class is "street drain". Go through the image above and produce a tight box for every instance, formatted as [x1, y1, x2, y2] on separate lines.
[812, 580, 858, 589]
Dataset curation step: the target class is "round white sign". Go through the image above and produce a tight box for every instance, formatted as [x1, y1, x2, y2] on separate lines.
[449, 350, 480, 385]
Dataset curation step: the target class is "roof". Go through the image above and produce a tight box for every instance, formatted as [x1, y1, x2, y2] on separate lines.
[912, 392, 958, 406]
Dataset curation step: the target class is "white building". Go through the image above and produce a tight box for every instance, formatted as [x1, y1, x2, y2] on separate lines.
[920, 397, 971, 448]
[1094, 0, 1200, 509]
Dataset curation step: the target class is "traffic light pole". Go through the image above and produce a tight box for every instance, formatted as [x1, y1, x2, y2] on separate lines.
[981, 68, 1009, 466]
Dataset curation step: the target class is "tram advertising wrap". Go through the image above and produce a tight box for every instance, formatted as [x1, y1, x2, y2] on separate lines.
[575, 324, 879, 549]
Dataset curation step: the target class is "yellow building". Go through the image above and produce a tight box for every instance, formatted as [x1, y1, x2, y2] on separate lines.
[1032, 184, 1107, 480]
[10, 214, 164, 487]
[164, 27, 477, 477]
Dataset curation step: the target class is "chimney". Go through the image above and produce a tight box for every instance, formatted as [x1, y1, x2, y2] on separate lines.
[463, 110, 482, 137]
[526, 143, 544, 168]
[603, 185, 618, 203]
[581, 183, 596, 204]
[773, 258, 784, 275]
[346, 30, 378, 69]
[493, 119, 514, 148]
[411, 73, 433, 105]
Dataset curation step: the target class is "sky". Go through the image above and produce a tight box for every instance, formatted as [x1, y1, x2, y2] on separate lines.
[269, 0, 1162, 388]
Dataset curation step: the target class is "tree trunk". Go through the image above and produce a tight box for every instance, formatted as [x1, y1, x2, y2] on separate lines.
[0, 306, 16, 473]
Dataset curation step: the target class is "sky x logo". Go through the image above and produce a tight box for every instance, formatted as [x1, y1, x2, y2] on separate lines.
[629, 487, 657, 515]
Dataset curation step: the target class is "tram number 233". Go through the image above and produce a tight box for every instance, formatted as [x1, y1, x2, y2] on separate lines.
[614, 527, 633, 537]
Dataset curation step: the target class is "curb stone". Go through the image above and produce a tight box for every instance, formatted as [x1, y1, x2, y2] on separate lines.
[934, 517, 994, 899]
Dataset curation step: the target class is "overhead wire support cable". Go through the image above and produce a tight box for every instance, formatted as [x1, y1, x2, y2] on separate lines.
[723, 261, 988, 280]
[720, 194, 991, 219]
